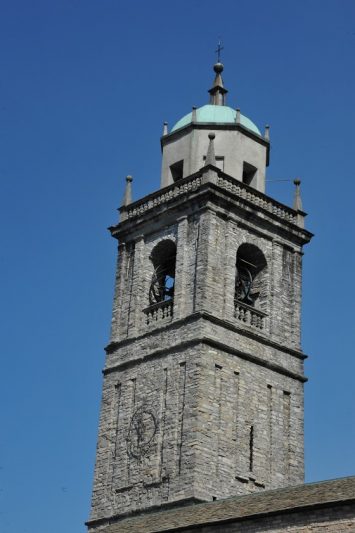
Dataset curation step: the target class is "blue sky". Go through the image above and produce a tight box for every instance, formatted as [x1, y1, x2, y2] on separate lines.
[0, 1, 354, 532]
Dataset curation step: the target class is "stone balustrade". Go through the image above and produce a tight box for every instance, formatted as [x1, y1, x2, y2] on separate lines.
[143, 299, 174, 325]
[217, 174, 297, 224]
[234, 300, 267, 330]
[121, 168, 299, 226]
[126, 174, 202, 219]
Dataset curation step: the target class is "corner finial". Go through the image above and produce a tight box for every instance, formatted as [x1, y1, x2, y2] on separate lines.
[264, 125, 270, 141]
[236, 108, 241, 124]
[122, 175, 133, 207]
[163, 122, 168, 136]
[293, 179, 303, 211]
[192, 106, 197, 122]
[205, 132, 216, 166]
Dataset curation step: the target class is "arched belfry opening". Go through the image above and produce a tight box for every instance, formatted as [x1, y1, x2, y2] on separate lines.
[149, 239, 176, 305]
[235, 243, 267, 309]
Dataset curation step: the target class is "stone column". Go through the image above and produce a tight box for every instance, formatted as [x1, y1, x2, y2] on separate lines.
[128, 235, 145, 337]
[222, 216, 235, 321]
[174, 216, 189, 320]
[110, 242, 127, 342]
[269, 239, 284, 344]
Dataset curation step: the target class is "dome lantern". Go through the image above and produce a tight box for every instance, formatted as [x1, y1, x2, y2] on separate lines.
[160, 60, 270, 193]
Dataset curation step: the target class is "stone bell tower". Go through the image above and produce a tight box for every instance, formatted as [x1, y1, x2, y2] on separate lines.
[87, 61, 312, 532]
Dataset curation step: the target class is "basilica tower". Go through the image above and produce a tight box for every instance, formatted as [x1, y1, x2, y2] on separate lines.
[87, 62, 312, 532]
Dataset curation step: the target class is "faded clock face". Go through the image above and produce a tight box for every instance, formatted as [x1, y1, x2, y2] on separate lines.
[126, 407, 158, 459]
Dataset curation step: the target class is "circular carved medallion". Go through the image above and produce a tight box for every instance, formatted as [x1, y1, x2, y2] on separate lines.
[127, 407, 157, 459]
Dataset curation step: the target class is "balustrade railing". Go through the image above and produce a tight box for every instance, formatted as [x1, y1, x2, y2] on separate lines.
[126, 174, 202, 219]
[143, 299, 174, 325]
[234, 300, 267, 331]
[122, 168, 299, 226]
[217, 174, 297, 224]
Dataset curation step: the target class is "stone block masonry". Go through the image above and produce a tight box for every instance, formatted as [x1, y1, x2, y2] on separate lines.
[88, 166, 313, 528]
[89, 339, 305, 523]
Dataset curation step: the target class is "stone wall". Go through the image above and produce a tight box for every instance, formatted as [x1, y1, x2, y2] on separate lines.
[89, 170, 312, 524]
[161, 125, 268, 193]
[89, 332, 305, 522]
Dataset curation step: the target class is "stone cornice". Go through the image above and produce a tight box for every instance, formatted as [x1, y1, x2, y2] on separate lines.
[112, 167, 313, 247]
[104, 312, 307, 383]
[105, 311, 307, 361]
[103, 336, 306, 383]
[160, 120, 270, 150]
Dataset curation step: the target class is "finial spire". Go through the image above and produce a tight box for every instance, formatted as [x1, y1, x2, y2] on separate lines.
[264, 125, 270, 141]
[208, 42, 228, 106]
[122, 175, 133, 207]
[205, 132, 216, 166]
[293, 179, 303, 211]
[215, 39, 224, 63]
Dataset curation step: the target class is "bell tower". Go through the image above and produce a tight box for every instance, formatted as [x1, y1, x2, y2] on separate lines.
[87, 62, 312, 532]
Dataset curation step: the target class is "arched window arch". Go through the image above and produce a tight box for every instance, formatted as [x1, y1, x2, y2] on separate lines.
[235, 243, 267, 310]
[149, 239, 176, 305]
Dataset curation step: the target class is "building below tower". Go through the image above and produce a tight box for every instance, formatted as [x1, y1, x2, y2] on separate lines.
[87, 476, 355, 532]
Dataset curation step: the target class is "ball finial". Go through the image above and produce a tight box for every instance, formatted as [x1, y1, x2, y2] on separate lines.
[208, 132, 215, 140]
[213, 62, 224, 74]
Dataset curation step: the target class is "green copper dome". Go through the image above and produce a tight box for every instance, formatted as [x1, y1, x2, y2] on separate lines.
[171, 104, 261, 135]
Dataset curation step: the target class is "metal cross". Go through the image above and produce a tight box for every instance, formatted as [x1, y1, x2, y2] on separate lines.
[215, 40, 224, 62]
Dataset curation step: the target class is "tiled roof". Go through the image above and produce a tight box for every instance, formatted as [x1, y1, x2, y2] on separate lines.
[89, 476, 355, 532]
